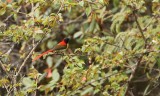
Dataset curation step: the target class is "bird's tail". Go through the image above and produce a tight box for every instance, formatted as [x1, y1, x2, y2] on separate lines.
[32, 49, 53, 62]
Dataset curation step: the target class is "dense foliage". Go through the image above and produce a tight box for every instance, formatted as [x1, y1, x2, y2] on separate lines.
[0, 0, 160, 95]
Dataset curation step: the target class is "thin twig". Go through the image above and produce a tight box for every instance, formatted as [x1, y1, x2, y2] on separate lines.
[4, 44, 15, 55]
[62, 13, 85, 25]
[3, 14, 13, 22]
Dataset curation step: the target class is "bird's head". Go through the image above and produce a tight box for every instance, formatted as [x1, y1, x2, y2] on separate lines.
[63, 37, 70, 44]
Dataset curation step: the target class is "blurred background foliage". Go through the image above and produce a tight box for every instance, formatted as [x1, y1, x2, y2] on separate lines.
[0, 0, 160, 95]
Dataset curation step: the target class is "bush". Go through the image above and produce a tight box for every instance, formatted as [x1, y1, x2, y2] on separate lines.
[0, 0, 160, 95]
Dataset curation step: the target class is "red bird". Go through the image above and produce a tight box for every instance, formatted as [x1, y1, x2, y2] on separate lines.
[32, 38, 70, 62]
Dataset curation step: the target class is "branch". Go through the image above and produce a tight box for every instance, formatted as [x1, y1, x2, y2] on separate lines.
[121, 3, 148, 95]
[124, 55, 144, 96]
[2, 44, 15, 56]
[15, 34, 46, 76]
[133, 11, 147, 47]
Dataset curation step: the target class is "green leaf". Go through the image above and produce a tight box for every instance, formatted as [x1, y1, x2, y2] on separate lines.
[47, 40, 56, 49]
[89, 20, 96, 32]
[67, 6, 72, 12]
[79, 1, 84, 7]
[152, 0, 159, 2]
[0, 21, 6, 27]
[99, 0, 104, 4]
[156, 57, 160, 68]
[22, 77, 35, 88]
[52, 69, 60, 82]
[133, 39, 144, 51]
[85, 6, 91, 16]
[73, 31, 82, 38]
[113, 0, 119, 7]
[42, 17, 49, 26]
[0, 8, 6, 15]
[6, 4, 12, 8]
[46, 56, 53, 68]
[81, 87, 93, 95]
